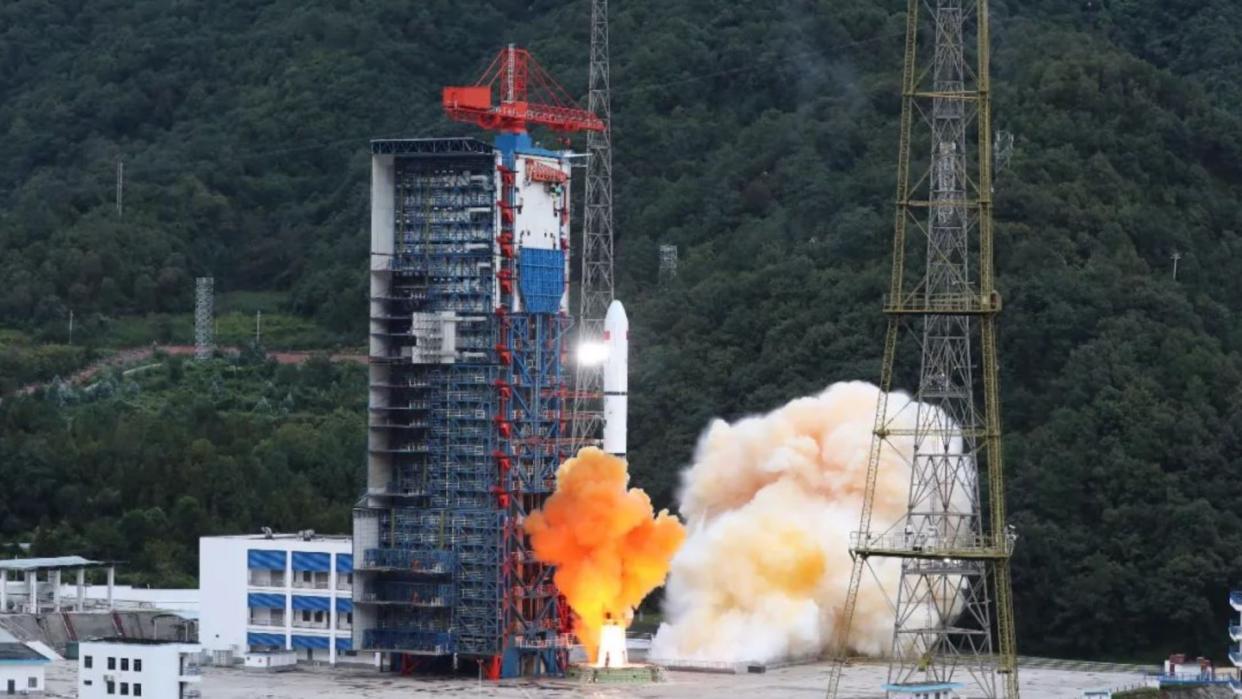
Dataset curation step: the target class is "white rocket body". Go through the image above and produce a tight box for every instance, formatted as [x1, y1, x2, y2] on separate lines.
[602, 300, 628, 458]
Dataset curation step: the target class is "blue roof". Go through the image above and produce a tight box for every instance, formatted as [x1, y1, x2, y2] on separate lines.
[0, 643, 48, 664]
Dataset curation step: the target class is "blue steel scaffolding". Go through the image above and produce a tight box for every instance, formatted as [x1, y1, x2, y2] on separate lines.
[357, 137, 569, 678]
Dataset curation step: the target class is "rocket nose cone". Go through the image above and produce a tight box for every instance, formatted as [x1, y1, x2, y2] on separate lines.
[605, 299, 628, 328]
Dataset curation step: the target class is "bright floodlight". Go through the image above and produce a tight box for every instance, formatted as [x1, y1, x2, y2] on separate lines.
[577, 340, 609, 366]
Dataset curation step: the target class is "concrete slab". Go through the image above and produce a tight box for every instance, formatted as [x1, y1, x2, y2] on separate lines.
[39, 657, 1143, 698]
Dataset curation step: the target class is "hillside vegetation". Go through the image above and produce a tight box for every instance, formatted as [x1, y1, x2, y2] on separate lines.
[1, 0, 1242, 661]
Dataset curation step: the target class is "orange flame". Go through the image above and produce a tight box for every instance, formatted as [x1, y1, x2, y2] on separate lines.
[524, 447, 686, 661]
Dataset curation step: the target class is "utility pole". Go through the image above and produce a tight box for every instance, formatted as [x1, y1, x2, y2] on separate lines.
[68, 310, 74, 345]
[826, 2, 1019, 698]
[1172, 251, 1182, 281]
[116, 159, 124, 218]
[255, 310, 262, 346]
[570, 0, 616, 453]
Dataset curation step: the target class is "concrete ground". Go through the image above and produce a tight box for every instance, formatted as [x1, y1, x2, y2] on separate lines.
[41, 658, 1142, 698]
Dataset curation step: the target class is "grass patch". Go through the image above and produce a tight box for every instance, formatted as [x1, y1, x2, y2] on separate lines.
[0, 328, 30, 346]
[217, 290, 291, 315]
[100, 311, 352, 350]
[0, 341, 95, 391]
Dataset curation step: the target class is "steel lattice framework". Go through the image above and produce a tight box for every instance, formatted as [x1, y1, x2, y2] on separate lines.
[194, 277, 214, 360]
[826, 1, 1018, 697]
[570, 0, 615, 453]
[357, 138, 572, 678]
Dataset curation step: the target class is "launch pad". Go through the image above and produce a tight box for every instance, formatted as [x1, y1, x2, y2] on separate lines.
[565, 663, 664, 684]
[564, 622, 664, 683]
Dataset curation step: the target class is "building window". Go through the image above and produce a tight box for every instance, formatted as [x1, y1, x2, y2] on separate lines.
[121, 658, 129, 671]
[108, 656, 116, 670]
[27, 677, 37, 688]
[301, 610, 310, 622]
[346, 612, 353, 624]
[106, 680, 115, 695]
[346, 574, 353, 585]
[84, 679, 93, 686]
[84, 655, 93, 669]
[302, 571, 312, 583]
[134, 658, 142, 672]
[121, 681, 129, 695]
[314, 611, 324, 623]
[134, 683, 142, 697]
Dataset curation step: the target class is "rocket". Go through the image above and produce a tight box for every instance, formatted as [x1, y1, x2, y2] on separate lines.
[602, 300, 628, 459]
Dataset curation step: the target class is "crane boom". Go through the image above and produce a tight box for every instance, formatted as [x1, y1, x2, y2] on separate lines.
[443, 45, 605, 134]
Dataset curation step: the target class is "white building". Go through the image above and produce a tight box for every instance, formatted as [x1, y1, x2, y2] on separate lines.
[0, 642, 49, 695]
[78, 639, 201, 699]
[199, 533, 370, 665]
[0, 556, 116, 613]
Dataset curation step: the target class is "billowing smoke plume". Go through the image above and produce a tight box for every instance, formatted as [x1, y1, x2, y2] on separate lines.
[525, 448, 686, 661]
[651, 381, 955, 663]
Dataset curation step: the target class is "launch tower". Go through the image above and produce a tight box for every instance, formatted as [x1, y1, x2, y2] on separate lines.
[354, 47, 602, 679]
[569, 0, 616, 453]
[827, 1, 1019, 697]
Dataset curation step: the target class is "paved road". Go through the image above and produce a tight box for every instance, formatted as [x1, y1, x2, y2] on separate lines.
[39, 659, 1149, 699]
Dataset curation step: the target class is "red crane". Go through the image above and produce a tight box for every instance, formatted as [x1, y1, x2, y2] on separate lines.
[443, 45, 605, 135]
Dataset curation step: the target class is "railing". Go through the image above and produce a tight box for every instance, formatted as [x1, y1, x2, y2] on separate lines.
[512, 633, 572, 649]
[1231, 651, 1242, 667]
[248, 573, 285, 588]
[1231, 591, 1242, 608]
[1231, 625, 1242, 641]
[181, 663, 202, 676]
[883, 291, 999, 315]
[849, 531, 1014, 558]
[247, 616, 284, 628]
[647, 657, 742, 674]
[377, 481, 427, 497]
[361, 548, 454, 574]
[363, 629, 452, 655]
[360, 582, 454, 607]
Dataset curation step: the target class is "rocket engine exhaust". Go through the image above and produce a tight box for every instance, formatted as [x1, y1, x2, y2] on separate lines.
[651, 381, 966, 663]
[525, 448, 685, 662]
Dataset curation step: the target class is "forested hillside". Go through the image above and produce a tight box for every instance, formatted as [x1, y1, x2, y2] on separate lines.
[2, 0, 1242, 661]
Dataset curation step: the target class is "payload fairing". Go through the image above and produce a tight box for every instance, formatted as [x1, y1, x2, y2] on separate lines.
[602, 300, 628, 458]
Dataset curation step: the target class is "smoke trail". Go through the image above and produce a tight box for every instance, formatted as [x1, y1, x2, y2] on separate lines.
[651, 381, 963, 663]
[525, 447, 686, 661]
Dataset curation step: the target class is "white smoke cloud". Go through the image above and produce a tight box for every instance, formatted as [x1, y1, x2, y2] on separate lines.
[650, 381, 970, 663]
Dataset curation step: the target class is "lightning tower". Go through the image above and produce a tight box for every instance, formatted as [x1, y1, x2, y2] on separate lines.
[194, 277, 214, 360]
[826, 1, 1018, 697]
[569, 0, 615, 452]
